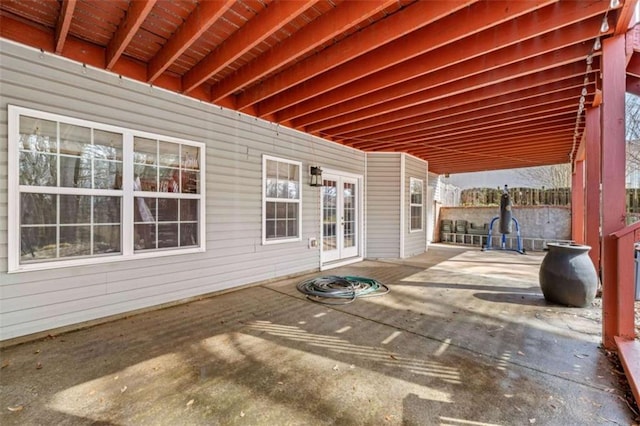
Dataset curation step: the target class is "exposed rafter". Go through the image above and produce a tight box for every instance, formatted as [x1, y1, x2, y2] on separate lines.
[290, 14, 609, 127]
[106, 0, 157, 70]
[209, 0, 397, 103]
[147, 0, 235, 83]
[183, 0, 318, 94]
[0, 0, 635, 174]
[236, 0, 476, 112]
[268, 0, 562, 120]
[54, 0, 76, 54]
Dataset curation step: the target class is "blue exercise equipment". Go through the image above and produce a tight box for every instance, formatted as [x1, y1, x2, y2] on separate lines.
[482, 185, 525, 254]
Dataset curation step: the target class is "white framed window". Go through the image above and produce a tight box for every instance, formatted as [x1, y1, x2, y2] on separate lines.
[262, 155, 301, 244]
[8, 105, 205, 272]
[409, 177, 423, 232]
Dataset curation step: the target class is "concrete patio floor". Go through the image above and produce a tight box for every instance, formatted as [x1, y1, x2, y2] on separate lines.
[0, 245, 635, 425]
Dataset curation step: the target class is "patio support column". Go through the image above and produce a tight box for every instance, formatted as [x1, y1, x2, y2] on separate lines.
[584, 107, 601, 273]
[601, 34, 629, 349]
[571, 160, 585, 244]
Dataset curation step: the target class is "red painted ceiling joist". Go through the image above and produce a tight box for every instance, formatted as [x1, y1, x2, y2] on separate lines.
[183, 0, 318, 94]
[282, 5, 612, 127]
[54, 0, 76, 54]
[349, 92, 581, 142]
[147, 0, 235, 83]
[209, 0, 398, 103]
[261, 0, 554, 118]
[319, 62, 591, 137]
[235, 0, 476, 111]
[337, 79, 588, 140]
[106, 0, 157, 70]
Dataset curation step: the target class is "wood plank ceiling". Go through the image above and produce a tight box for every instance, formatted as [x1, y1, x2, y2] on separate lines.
[1, 0, 639, 174]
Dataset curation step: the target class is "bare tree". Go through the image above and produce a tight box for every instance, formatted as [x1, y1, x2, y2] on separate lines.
[518, 164, 572, 189]
[626, 93, 640, 186]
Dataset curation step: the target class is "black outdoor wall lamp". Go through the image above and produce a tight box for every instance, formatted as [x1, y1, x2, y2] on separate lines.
[309, 166, 323, 187]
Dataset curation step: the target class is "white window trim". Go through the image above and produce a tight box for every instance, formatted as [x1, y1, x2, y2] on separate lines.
[8, 105, 206, 273]
[262, 155, 302, 245]
[409, 177, 424, 233]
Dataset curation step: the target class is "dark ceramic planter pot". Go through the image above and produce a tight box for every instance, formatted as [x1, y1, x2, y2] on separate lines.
[539, 243, 598, 308]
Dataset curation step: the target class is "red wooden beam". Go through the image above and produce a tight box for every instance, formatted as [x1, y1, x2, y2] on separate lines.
[362, 133, 572, 158]
[209, 0, 397, 103]
[235, 0, 475, 111]
[262, 0, 554, 118]
[183, 0, 318, 94]
[357, 116, 578, 151]
[628, 51, 640, 77]
[319, 62, 590, 137]
[571, 160, 586, 244]
[55, 0, 76, 54]
[357, 101, 578, 144]
[422, 145, 574, 164]
[628, 74, 640, 95]
[601, 35, 630, 349]
[585, 107, 602, 274]
[106, 0, 157, 70]
[415, 147, 572, 172]
[338, 80, 587, 140]
[614, 0, 638, 35]
[147, 0, 234, 83]
[392, 131, 573, 157]
[287, 10, 607, 125]
[375, 130, 577, 154]
[310, 44, 594, 136]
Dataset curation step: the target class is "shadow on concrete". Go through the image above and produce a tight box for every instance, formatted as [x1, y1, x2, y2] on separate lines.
[0, 246, 632, 425]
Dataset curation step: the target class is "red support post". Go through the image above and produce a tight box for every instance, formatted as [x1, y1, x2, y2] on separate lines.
[571, 160, 585, 244]
[601, 35, 630, 350]
[585, 107, 601, 273]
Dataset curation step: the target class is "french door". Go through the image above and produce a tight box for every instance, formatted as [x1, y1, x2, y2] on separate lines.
[321, 174, 359, 263]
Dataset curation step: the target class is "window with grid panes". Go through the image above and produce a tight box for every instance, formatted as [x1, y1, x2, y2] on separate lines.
[263, 156, 301, 243]
[410, 177, 423, 232]
[8, 106, 205, 272]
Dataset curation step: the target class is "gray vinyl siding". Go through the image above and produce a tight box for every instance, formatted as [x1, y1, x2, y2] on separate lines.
[365, 153, 401, 258]
[0, 40, 366, 340]
[404, 155, 428, 257]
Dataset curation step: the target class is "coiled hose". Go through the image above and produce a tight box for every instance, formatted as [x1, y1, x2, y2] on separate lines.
[297, 275, 390, 305]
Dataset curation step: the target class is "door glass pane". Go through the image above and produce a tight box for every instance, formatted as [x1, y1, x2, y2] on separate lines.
[322, 180, 337, 251]
[343, 182, 356, 248]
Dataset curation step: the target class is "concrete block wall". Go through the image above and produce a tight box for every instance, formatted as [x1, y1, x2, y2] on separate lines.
[438, 206, 571, 240]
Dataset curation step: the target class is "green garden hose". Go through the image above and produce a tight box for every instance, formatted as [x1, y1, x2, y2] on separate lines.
[296, 275, 389, 305]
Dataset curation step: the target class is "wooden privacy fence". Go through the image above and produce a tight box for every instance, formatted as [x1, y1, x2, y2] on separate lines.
[460, 187, 572, 207]
[629, 188, 640, 213]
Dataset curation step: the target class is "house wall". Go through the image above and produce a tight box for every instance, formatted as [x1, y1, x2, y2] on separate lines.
[365, 153, 401, 258]
[0, 40, 367, 341]
[403, 155, 428, 257]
